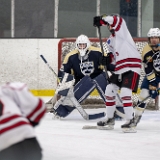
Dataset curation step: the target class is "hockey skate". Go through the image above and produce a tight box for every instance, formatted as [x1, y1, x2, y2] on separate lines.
[97, 117, 115, 130]
[121, 118, 137, 133]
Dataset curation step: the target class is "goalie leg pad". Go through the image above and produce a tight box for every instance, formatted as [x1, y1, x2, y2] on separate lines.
[55, 104, 76, 117]
[93, 72, 108, 102]
[56, 72, 75, 96]
[115, 106, 125, 120]
[53, 96, 75, 118]
[74, 76, 96, 103]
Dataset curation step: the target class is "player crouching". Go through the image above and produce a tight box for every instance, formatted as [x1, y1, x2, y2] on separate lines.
[50, 34, 125, 120]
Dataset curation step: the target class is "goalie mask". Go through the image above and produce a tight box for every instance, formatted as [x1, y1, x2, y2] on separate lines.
[76, 34, 91, 61]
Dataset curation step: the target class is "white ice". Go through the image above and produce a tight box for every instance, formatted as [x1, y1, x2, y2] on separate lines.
[36, 97, 160, 160]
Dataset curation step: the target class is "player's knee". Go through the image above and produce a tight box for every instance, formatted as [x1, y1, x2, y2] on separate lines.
[139, 88, 150, 101]
[120, 87, 132, 98]
[105, 84, 115, 96]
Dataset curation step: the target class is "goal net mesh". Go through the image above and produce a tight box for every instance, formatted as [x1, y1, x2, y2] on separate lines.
[58, 38, 156, 109]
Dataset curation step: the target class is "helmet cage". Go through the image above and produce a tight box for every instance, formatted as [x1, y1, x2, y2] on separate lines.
[76, 35, 91, 57]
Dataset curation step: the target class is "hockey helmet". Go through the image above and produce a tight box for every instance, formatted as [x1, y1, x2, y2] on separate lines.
[147, 28, 160, 37]
[76, 34, 91, 57]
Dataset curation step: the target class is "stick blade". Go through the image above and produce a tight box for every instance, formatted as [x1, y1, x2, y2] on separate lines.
[82, 125, 97, 129]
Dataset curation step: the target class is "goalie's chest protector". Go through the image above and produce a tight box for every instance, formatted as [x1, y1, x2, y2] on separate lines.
[68, 51, 103, 78]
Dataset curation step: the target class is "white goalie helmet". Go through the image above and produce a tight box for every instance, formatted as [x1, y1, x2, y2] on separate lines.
[76, 34, 91, 57]
[147, 28, 160, 37]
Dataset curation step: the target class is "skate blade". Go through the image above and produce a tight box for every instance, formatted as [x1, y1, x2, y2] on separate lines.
[122, 127, 137, 133]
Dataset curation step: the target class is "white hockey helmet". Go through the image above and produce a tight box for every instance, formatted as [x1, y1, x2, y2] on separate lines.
[147, 28, 160, 37]
[76, 34, 91, 57]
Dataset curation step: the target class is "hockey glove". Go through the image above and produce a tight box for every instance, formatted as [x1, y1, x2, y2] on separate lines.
[99, 52, 112, 66]
[93, 15, 108, 27]
[99, 56, 107, 65]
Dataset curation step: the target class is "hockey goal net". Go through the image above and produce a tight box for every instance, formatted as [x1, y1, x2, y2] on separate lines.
[58, 38, 155, 109]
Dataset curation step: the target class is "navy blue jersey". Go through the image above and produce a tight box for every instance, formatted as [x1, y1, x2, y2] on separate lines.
[62, 46, 104, 83]
[142, 44, 160, 82]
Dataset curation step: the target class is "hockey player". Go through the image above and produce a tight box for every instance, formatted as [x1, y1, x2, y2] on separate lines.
[0, 82, 46, 160]
[50, 34, 124, 120]
[134, 28, 160, 126]
[93, 14, 142, 132]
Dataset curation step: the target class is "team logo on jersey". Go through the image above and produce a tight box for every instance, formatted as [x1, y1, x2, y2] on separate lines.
[107, 39, 111, 44]
[153, 52, 160, 71]
[80, 61, 94, 76]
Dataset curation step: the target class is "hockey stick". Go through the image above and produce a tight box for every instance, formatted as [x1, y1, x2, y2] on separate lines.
[69, 89, 106, 120]
[135, 89, 160, 109]
[40, 55, 60, 83]
[134, 95, 150, 108]
[97, 26, 109, 80]
[40, 54, 106, 120]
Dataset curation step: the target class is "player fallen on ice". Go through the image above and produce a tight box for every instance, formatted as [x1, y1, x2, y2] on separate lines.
[134, 28, 160, 126]
[49, 34, 125, 120]
[93, 14, 142, 132]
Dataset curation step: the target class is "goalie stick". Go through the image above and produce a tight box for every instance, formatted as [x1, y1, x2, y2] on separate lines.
[40, 54, 106, 120]
[40, 55, 60, 83]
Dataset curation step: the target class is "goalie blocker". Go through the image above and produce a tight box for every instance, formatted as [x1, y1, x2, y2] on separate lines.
[51, 72, 125, 119]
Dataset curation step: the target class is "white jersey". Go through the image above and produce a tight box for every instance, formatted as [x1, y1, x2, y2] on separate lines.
[103, 15, 142, 75]
[0, 82, 46, 151]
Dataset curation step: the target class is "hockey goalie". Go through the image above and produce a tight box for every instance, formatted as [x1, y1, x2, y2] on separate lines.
[48, 34, 124, 120]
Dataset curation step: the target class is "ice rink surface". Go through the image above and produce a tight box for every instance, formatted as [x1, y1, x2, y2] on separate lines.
[36, 97, 160, 160]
